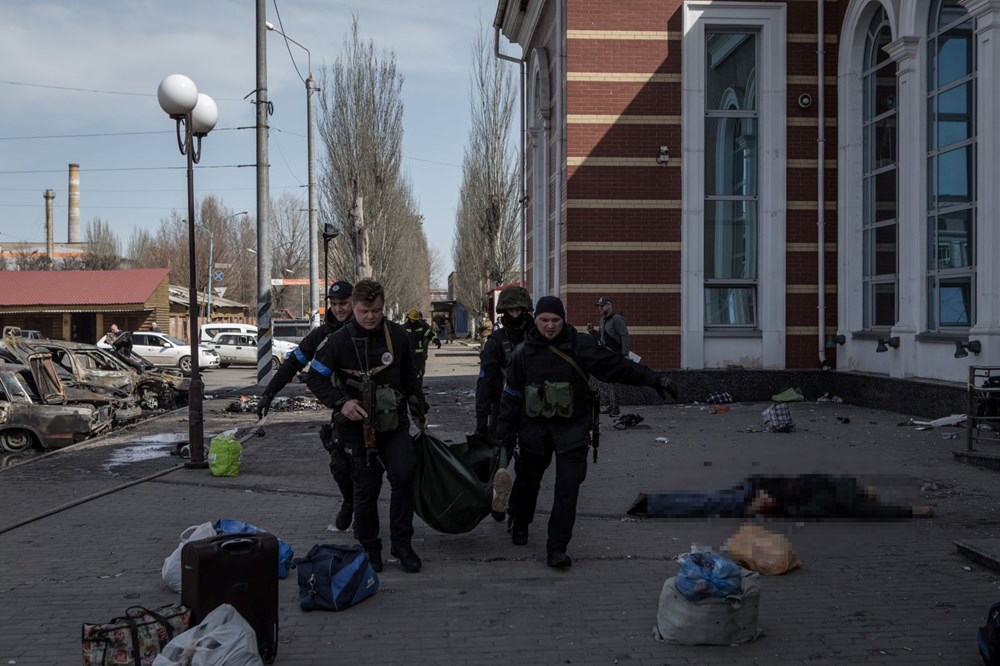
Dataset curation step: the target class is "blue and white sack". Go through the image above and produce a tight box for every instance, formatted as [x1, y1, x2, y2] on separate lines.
[292, 544, 379, 612]
[213, 519, 294, 579]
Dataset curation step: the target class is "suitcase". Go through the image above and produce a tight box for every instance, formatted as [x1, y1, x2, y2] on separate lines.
[181, 532, 279, 663]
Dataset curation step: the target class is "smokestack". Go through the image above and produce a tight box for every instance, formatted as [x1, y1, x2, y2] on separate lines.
[44, 189, 55, 260]
[68, 163, 80, 243]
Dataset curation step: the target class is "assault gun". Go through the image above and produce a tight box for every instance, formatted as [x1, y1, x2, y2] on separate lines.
[590, 391, 601, 463]
[345, 374, 378, 467]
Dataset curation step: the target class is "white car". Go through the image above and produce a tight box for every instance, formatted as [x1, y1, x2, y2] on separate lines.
[98, 331, 220, 374]
[204, 333, 297, 371]
[199, 322, 257, 343]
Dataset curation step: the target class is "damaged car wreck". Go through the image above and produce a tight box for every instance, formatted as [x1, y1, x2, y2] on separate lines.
[1, 327, 189, 413]
[0, 356, 114, 452]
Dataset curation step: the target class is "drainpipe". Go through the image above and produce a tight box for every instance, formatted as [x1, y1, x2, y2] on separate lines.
[554, 0, 565, 296]
[494, 25, 527, 285]
[816, 0, 828, 367]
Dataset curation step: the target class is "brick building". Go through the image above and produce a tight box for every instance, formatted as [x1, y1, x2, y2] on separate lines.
[495, 0, 998, 384]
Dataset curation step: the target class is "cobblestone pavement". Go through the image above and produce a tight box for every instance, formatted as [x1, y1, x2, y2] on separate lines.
[1, 345, 998, 665]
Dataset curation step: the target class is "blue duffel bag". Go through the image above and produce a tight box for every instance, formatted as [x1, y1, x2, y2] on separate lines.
[213, 518, 295, 578]
[292, 544, 379, 612]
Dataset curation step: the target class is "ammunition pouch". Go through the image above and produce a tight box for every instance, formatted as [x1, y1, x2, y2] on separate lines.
[525, 381, 574, 419]
[374, 386, 403, 433]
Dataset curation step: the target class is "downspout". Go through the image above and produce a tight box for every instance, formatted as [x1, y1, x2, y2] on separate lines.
[816, 0, 828, 367]
[554, 0, 565, 296]
[494, 24, 527, 285]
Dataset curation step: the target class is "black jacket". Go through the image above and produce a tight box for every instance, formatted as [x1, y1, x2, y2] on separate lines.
[305, 318, 423, 431]
[261, 317, 348, 398]
[496, 323, 659, 453]
[475, 325, 525, 431]
[403, 318, 437, 357]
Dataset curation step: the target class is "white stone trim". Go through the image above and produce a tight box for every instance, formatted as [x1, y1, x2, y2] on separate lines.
[681, 2, 787, 369]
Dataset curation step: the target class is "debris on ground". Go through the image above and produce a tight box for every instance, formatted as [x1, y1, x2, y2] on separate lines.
[613, 414, 646, 430]
[816, 392, 844, 403]
[771, 387, 805, 402]
[907, 414, 967, 430]
[706, 392, 733, 404]
[225, 395, 323, 413]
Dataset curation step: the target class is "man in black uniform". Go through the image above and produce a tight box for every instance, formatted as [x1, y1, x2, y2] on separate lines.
[305, 279, 426, 573]
[475, 285, 533, 521]
[257, 280, 356, 531]
[496, 295, 677, 569]
[403, 309, 440, 381]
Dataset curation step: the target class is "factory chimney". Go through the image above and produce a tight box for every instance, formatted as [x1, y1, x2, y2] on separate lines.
[68, 163, 81, 243]
[44, 189, 55, 261]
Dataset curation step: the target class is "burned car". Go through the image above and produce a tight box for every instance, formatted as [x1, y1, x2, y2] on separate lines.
[0, 357, 113, 451]
[2, 327, 188, 412]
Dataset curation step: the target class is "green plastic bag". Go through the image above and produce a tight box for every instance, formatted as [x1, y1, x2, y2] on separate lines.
[208, 429, 242, 477]
[412, 431, 507, 534]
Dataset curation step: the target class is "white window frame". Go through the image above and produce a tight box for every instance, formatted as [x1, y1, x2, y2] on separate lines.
[681, 2, 787, 368]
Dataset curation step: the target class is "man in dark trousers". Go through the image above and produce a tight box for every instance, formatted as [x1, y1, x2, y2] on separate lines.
[306, 279, 427, 573]
[258, 280, 356, 532]
[587, 296, 630, 417]
[475, 285, 533, 521]
[496, 295, 677, 569]
[403, 309, 440, 381]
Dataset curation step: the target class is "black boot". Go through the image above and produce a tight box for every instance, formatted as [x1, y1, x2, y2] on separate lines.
[365, 547, 383, 573]
[334, 502, 353, 532]
[511, 523, 528, 546]
[547, 551, 572, 569]
[390, 544, 422, 573]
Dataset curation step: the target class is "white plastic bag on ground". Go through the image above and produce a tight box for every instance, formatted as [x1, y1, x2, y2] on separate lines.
[152, 603, 262, 666]
[161, 522, 217, 592]
[653, 569, 761, 645]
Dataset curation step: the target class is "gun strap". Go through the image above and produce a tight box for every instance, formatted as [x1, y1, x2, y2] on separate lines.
[546, 344, 590, 385]
[343, 323, 395, 380]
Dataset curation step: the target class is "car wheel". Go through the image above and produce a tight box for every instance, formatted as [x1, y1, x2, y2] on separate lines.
[271, 356, 280, 371]
[0, 429, 35, 453]
[178, 356, 192, 374]
[219, 362, 230, 369]
[138, 385, 161, 410]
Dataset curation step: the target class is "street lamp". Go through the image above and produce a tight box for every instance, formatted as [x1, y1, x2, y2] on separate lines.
[265, 21, 320, 329]
[157, 73, 218, 469]
[322, 223, 340, 293]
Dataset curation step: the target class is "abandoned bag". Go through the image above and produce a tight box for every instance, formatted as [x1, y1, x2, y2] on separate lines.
[762, 403, 795, 433]
[724, 523, 802, 575]
[208, 431, 242, 477]
[213, 519, 294, 579]
[674, 552, 742, 601]
[292, 544, 379, 612]
[980, 601, 1000, 666]
[152, 603, 261, 666]
[162, 522, 217, 592]
[653, 569, 761, 645]
[82, 603, 191, 666]
[412, 431, 507, 534]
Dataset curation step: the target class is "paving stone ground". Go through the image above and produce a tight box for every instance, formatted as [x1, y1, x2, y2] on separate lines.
[1, 345, 999, 665]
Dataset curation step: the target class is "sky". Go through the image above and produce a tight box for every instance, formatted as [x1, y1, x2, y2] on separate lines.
[0, 0, 510, 277]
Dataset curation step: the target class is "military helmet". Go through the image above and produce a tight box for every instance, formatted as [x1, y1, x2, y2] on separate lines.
[496, 286, 532, 313]
[406, 309, 420, 321]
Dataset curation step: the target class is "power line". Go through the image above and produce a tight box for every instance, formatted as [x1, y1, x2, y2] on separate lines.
[0, 165, 244, 174]
[0, 127, 242, 141]
[0, 79, 246, 102]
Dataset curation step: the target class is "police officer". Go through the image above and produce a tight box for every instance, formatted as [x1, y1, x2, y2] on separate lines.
[305, 279, 426, 573]
[258, 280, 356, 531]
[475, 285, 533, 520]
[496, 295, 677, 569]
[403, 309, 440, 381]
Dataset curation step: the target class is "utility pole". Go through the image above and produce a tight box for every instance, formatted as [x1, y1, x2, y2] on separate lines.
[307, 74, 320, 328]
[255, 0, 273, 386]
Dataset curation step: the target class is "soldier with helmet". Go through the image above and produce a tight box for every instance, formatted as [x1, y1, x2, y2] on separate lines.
[403, 309, 440, 381]
[475, 285, 533, 521]
[257, 280, 356, 532]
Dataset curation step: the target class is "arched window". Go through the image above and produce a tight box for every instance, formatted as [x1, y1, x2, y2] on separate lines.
[926, 0, 976, 330]
[861, 7, 897, 329]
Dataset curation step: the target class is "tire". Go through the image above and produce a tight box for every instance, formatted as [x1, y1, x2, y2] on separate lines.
[0, 429, 35, 453]
[219, 362, 230, 369]
[270, 356, 281, 371]
[178, 356, 192, 374]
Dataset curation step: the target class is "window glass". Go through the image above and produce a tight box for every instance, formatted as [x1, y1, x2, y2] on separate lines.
[132, 334, 147, 346]
[705, 288, 756, 326]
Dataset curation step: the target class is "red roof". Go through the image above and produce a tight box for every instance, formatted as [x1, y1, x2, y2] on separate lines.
[0, 268, 170, 306]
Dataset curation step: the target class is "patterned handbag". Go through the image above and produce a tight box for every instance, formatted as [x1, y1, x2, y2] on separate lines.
[82, 604, 191, 666]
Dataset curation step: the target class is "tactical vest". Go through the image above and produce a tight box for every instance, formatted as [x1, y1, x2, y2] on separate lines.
[521, 339, 591, 421]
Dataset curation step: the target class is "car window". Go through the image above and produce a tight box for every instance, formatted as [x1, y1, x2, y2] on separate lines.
[131, 334, 147, 346]
[219, 335, 234, 345]
[0, 372, 32, 403]
[163, 335, 186, 346]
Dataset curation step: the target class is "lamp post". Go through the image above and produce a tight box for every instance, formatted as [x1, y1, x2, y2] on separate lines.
[157, 73, 218, 469]
[322, 223, 340, 294]
[265, 21, 320, 329]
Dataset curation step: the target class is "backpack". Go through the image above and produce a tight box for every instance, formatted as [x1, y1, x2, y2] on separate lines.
[980, 601, 1000, 666]
[291, 544, 379, 612]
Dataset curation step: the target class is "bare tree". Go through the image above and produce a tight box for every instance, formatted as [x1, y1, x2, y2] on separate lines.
[80, 218, 122, 270]
[12, 243, 52, 271]
[451, 24, 520, 322]
[317, 17, 429, 317]
[428, 244, 446, 290]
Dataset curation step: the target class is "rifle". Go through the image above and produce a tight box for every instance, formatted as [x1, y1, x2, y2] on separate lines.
[345, 374, 378, 467]
[591, 391, 601, 463]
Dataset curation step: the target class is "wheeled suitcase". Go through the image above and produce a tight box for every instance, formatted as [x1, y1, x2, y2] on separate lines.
[181, 532, 279, 663]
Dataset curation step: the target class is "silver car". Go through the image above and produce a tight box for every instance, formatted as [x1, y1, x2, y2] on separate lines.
[205, 333, 296, 371]
[98, 332, 220, 374]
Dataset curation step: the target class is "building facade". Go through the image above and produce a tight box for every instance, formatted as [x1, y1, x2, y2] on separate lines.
[496, 0, 999, 383]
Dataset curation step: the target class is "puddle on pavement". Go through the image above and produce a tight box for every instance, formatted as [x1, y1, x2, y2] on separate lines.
[102, 441, 179, 471]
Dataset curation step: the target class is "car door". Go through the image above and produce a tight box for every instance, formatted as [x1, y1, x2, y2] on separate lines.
[129, 333, 160, 364]
[235, 335, 255, 364]
[212, 334, 236, 364]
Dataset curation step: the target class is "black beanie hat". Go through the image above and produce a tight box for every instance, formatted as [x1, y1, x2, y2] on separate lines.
[534, 295, 566, 320]
[327, 281, 353, 299]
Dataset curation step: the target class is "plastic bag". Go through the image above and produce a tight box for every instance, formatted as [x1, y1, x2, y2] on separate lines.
[161, 522, 217, 592]
[653, 570, 761, 645]
[152, 603, 262, 666]
[213, 518, 294, 579]
[208, 429, 242, 477]
[724, 523, 801, 575]
[674, 551, 742, 601]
